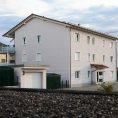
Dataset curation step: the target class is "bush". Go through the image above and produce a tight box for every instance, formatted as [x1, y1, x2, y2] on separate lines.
[98, 82, 113, 93]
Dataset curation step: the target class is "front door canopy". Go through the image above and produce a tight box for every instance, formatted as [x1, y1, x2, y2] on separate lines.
[91, 64, 108, 70]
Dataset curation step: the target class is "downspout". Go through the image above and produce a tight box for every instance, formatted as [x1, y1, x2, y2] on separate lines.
[116, 40, 118, 81]
[69, 28, 71, 88]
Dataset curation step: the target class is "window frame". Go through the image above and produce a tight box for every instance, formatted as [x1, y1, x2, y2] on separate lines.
[74, 52, 80, 61]
[110, 56, 113, 62]
[92, 54, 95, 62]
[92, 37, 95, 45]
[36, 52, 42, 62]
[75, 33, 80, 42]
[88, 71, 90, 78]
[37, 35, 41, 43]
[75, 71, 80, 79]
[87, 36, 90, 44]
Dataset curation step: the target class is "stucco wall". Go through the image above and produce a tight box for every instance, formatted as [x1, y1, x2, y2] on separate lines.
[71, 29, 117, 87]
[15, 18, 70, 81]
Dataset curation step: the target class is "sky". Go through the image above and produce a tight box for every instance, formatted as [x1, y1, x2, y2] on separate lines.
[1, 0, 118, 45]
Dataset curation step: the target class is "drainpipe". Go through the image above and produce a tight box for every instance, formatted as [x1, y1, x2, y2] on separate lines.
[116, 41, 118, 81]
[69, 28, 71, 88]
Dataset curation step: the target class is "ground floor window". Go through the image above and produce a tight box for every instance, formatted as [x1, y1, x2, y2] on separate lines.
[88, 71, 90, 78]
[75, 71, 80, 79]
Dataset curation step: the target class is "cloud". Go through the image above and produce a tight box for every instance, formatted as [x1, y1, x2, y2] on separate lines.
[1, 0, 118, 45]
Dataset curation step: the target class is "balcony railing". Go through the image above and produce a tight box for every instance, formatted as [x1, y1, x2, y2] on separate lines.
[0, 47, 15, 53]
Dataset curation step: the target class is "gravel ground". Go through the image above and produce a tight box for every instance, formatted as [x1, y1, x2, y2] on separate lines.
[0, 90, 118, 118]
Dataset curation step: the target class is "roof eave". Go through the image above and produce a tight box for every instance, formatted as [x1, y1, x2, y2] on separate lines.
[70, 25, 118, 40]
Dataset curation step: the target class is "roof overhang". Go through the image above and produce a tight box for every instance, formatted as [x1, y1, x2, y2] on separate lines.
[2, 13, 118, 40]
[91, 64, 108, 70]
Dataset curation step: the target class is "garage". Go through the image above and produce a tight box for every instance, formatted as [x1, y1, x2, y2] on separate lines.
[21, 67, 47, 89]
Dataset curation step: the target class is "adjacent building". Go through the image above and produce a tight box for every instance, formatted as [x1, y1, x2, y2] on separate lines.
[0, 42, 15, 64]
[3, 14, 118, 87]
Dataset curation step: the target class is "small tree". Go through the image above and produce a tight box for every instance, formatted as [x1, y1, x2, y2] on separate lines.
[98, 82, 113, 93]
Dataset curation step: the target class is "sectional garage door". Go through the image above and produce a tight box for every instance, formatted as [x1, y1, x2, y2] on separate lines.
[21, 73, 42, 88]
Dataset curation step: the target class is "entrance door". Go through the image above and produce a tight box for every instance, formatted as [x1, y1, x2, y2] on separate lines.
[97, 71, 104, 83]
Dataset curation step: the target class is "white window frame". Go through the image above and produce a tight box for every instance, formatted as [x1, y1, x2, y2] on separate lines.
[92, 37, 95, 45]
[23, 37, 27, 45]
[37, 35, 41, 43]
[36, 53, 42, 62]
[103, 40, 105, 47]
[88, 53, 90, 62]
[92, 54, 95, 62]
[110, 71, 113, 78]
[88, 71, 90, 78]
[74, 52, 80, 61]
[87, 36, 90, 44]
[75, 33, 80, 42]
[103, 55, 105, 62]
[75, 71, 80, 79]
[110, 56, 113, 62]
[22, 53, 27, 62]
[110, 42, 113, 48]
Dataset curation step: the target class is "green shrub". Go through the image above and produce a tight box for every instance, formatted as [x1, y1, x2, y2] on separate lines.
[98, 82, 113, 93]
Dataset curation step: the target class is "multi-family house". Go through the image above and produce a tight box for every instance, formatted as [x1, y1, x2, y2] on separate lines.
[0, 42, 15, 64]
[3, 14, 118, 87]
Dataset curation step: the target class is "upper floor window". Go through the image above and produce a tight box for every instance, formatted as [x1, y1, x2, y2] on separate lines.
[92, 37, 95, 44]
[103, 55, 105, 62]
[88, 71, 90, 78]
[22, 53, 27, 62]
[75, 52, 80, 61]
[75, 33, 80, 42]
[110, 42, 113, 48]
[37, 35, 41, 43]
[88, 53, 90, 62]
[23, 37, 27, 45]
[87, 36, 90, 44]
[110, 56, 113, 62]
[92, 54, 95, 62]
[36, 53, 42, 61]
[110, 71, 114, 78]
[75, 71, 80, 79]
[103, 40, 105, 47]
[1, 59, 6, 63]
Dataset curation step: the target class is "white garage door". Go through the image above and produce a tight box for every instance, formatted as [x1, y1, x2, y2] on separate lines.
[21, 73, 42, 88]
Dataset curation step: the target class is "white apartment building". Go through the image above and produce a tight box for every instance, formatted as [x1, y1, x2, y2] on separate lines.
[3, 14, 118, 87]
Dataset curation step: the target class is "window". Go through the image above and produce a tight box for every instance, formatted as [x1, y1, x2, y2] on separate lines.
[88, 53, 90, 62]
[75, 71, 80, 78]
[36, 53, 41, 61]
[87, 36, 90, 44]
[23, 37, 27, 45]
[110, 42, 113, 48]
[92, 37, 95, 44]
[88, 71, 90, 78]
[110, 56, 113, 62]
[110, 71, 113, 78]
[75, 52, 80, 61]
[22, 54, 27, 62]
[75, 33, 79, 42]
[1, 59, 6, 63]
[92, 54, 95, 62]
[103, 40, 105, 47]
[37, 35, 41, 43]
[103, 55, 105, 62]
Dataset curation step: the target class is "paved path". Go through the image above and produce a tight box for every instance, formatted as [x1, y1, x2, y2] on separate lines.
[63, 83, 118, 92]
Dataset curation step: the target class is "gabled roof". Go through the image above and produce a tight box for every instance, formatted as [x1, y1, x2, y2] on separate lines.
[3, 14, 118, 40]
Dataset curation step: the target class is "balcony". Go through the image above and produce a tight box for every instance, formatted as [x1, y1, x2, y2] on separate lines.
[0, 47, 15, 53]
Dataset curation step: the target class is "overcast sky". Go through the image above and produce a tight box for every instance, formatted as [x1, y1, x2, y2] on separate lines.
[1, 0, 118, 44]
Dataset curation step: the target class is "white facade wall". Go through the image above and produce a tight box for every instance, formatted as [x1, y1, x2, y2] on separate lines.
[15, 18, 70, 81]
[14, 17, 117, 87]
[71, 29, 117, 87]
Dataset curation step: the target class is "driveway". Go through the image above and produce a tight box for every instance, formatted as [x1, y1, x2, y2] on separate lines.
[63, 83, 118, 92]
